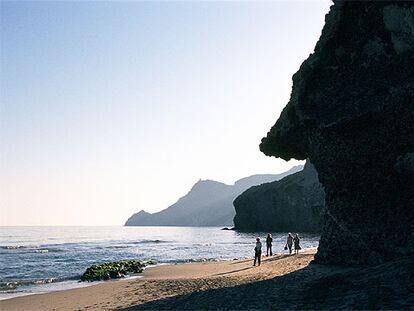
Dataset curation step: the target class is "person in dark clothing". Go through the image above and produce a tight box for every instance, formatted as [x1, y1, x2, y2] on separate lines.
[286, 233, 293, 254]
[293, 233, 301, 255]
[266, 233, 273, 256]
[253, 237, 262, 266]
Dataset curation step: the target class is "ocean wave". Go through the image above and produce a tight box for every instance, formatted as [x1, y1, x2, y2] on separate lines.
[95, 245, 130, 250]
[0, 276, 80, 291]
[0, 245, 39, 250]
[0, 244, 68, 254]
[35, 249, 49, 253]
[130, 239, 169, 244]
[0, 245, 53, 254]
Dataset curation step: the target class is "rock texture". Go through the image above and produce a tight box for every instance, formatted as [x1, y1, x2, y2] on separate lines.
[233, 162, 325, 232]
[260, 1, 414, 264]
[125, 166, 302, 227]
[80, 260, 155, 282]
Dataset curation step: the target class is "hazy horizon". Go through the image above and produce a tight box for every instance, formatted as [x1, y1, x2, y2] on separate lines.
[1, 1, 330, 226]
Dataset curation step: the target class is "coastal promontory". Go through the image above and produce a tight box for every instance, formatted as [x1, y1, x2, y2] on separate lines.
[125, 166, 302, 227]
[233, 161, 324, 232]
[260, 1, 414, 264]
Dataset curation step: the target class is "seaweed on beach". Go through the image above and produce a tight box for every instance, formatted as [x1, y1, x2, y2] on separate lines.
[80, 259, 156, 282]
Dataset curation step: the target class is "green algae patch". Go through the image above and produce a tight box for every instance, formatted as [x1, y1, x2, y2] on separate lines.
[80, 259, 156, 282]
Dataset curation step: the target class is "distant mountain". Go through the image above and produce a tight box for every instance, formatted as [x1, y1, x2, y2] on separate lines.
[125, 165, 303, 227]
[233, 161, 325, 232]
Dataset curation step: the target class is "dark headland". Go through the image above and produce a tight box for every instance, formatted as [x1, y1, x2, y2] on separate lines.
[234, 161, 325, 233]
[260, 0, 414, 266]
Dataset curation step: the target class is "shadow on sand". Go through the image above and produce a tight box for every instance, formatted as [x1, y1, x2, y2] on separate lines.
[122, 256, 413, 310]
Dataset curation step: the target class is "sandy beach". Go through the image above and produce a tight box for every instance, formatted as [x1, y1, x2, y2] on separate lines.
[1, 250, 316, 311]
[2, 248, 413, 311]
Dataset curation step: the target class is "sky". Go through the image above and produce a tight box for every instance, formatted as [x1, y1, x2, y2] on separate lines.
[0, 1, 331, 226]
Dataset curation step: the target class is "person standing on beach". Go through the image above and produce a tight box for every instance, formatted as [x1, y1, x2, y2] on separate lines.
[253, 237, 262, 266]
[266, 233, 273, 256]
[286, 233, 293, 254]
[293, 233, 301, 255]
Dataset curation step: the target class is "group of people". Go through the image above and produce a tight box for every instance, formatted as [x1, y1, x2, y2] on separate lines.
[253, 233, 301, 266]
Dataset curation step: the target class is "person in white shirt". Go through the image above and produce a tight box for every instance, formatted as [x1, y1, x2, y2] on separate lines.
[253, 237, 262, 266]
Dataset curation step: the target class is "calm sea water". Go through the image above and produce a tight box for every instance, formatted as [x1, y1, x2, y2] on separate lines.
[0, 226, 319, 300]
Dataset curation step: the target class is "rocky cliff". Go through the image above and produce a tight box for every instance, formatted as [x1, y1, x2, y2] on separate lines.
[125, 166, 302, 227]
[233, 162, 324, 232]
[260, 1, 414, 264]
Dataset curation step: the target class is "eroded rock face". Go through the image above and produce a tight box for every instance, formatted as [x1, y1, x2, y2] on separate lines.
[233, 162, 325, 233]
[260, 1, 414, 264]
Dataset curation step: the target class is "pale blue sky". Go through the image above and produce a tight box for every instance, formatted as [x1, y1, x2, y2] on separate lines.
[1, 1, 331, 225]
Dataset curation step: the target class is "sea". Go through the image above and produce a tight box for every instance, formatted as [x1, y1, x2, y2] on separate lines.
[0, 226, 319, 300]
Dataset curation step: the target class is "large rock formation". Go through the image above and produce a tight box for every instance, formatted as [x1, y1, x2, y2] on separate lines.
[233, 162, 325, 232]
[125, 166, 302, 227]
[260, 1, 414, 264]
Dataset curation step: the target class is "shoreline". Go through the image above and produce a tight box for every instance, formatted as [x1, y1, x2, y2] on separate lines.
[0, 248, 316, 302]
[0, 249, 317, 311]
[0, 258, 241, 301]
[0, 275, 145, 301]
